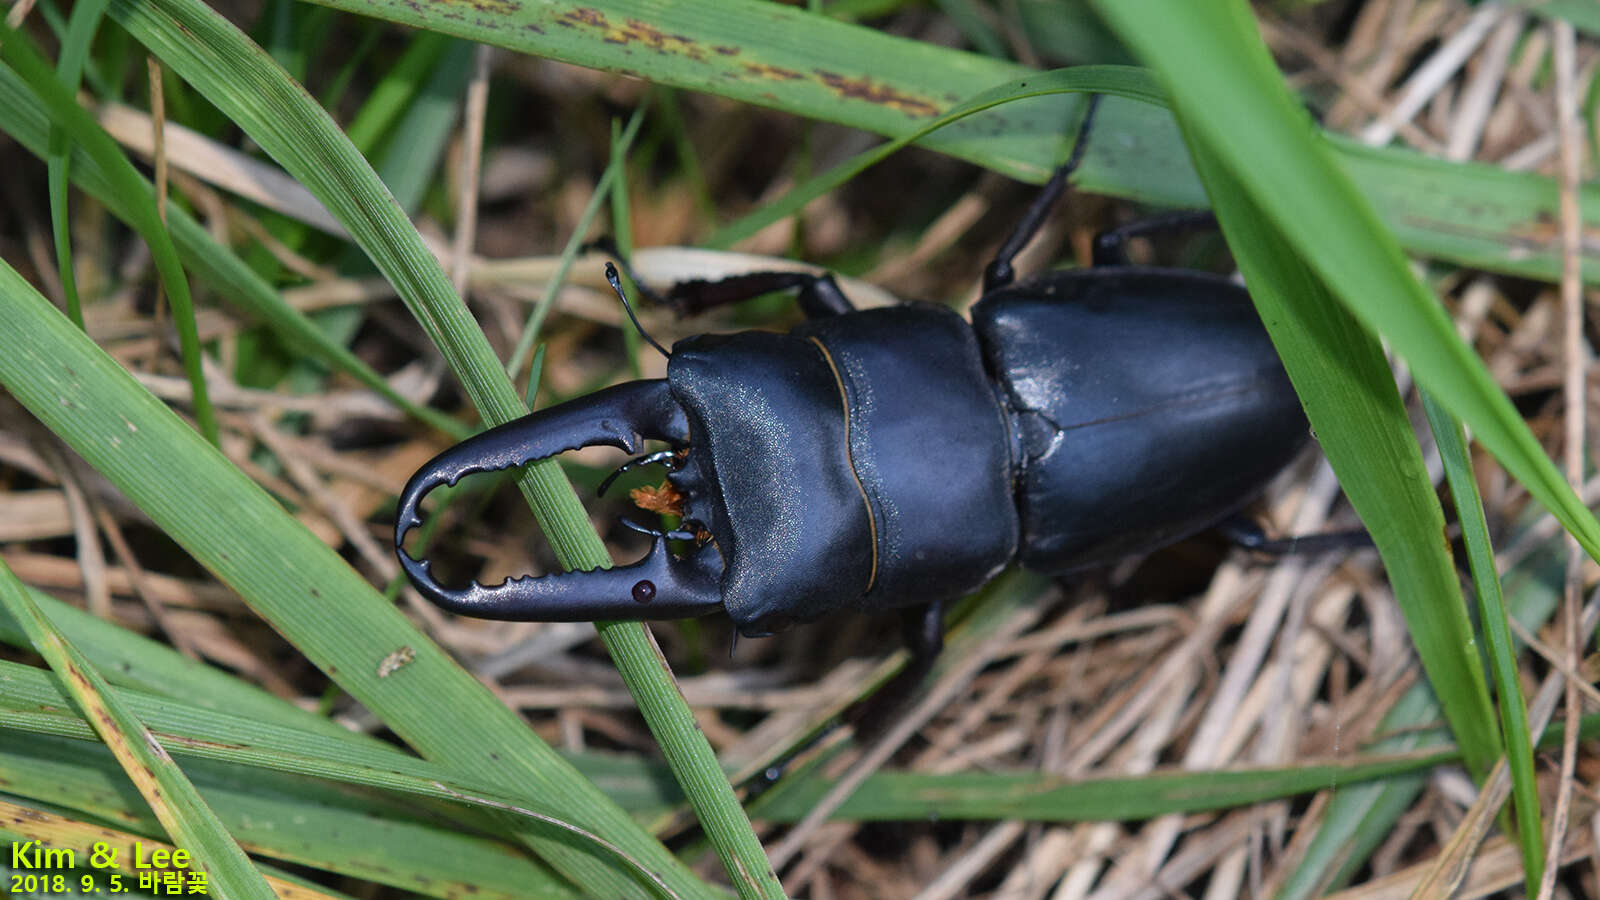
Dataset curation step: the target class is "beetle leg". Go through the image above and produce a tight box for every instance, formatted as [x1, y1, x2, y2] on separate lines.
[664, 271, 855, 319]
[1215, 515, 1374, 556]
[794, 274, 856, 318]
[982, 94, 1102, 293]
[394, 379, 725, 622]
[1091, 210, 1220, 267]
[585, 238, 856, 318]
[845, 599, 947, 739]
[903, 598, 946, 662]
[596, 448, 681, 497]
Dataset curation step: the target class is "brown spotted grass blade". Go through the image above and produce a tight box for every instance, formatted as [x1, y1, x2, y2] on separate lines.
[0, 555, 276, 898]
[294, 0, 1600, 288]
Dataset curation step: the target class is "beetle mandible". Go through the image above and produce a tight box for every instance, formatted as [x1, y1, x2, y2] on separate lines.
[393, 96, 1310, 651]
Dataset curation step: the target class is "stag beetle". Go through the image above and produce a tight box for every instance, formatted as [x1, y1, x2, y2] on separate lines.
[394, 96, 1310, 652]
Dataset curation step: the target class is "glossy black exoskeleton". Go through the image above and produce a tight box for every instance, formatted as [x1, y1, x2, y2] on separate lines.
[393, 96, 1309, 650]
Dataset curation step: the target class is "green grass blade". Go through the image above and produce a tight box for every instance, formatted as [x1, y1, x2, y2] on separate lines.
[361, 38, 474, 213]
[105, 0, 598, 558]
[83, 0, 765, 888]
[753, 750, 1455, 822]
[1280, 512, 1568, 896]
[0, 22, 219, 446]
[0, 805, 342, 900]
[599, 622, 785, 898]
[1278, 532, 1568, 897]
[0, 585, 363, 741]
[1167, 122, 1500, 778]
[1, 654, 691, 823]
[1331, 138, 1600, 286]
[0, 251, 705, 895]
[1531, 1, 1600, 36]
[1090, 0, 1600, 569]
[0, 65, 467, 440]
[1, 666, 668, 899]
[16, 650, 1597, 835]
[654, 88, 715, 220]
[35, 0, 112, 95]
[1, 734, 575, 900]
[294, 0, 1600, 287]
[1274, 691, 1440, 899]
[1, 658, 563, 810]
[0, 561, 276, 899]
[315, 25, 383, 112]
[46, 0, 108, 329]
[931, 0, 1006, 58]
[296, 0, 1080, 181]
[705, 65, 1158, 249]
[509, 104, 648, 381]
[106, 0, 779, 890]
[1421, 389, 1543, 892]
[342, 30, 451, 155]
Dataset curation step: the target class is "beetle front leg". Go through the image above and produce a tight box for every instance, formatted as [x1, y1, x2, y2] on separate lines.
[982, 94, 1101, 293]
[663, 270, 855, 319]
[588, 238, 856, 318]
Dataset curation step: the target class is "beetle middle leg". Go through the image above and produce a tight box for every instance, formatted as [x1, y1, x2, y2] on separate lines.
[1090, 210, 1222, 267]
[1216, 515, 1375, 556]
[841, 599, 946, 739]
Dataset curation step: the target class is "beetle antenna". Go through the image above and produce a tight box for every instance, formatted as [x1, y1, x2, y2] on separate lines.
[605, 262, 672, 359]
[597, 448, 680, 497]
[584, 237, 672, 306]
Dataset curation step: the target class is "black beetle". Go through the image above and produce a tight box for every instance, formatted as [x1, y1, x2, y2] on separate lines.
[393, 97, 1309, 652]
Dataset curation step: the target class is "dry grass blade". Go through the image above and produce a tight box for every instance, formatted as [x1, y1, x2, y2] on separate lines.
[1542, 16, 1586, 900]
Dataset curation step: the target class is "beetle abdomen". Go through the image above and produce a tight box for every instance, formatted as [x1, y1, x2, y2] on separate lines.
[972, 267, 1309, 574]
